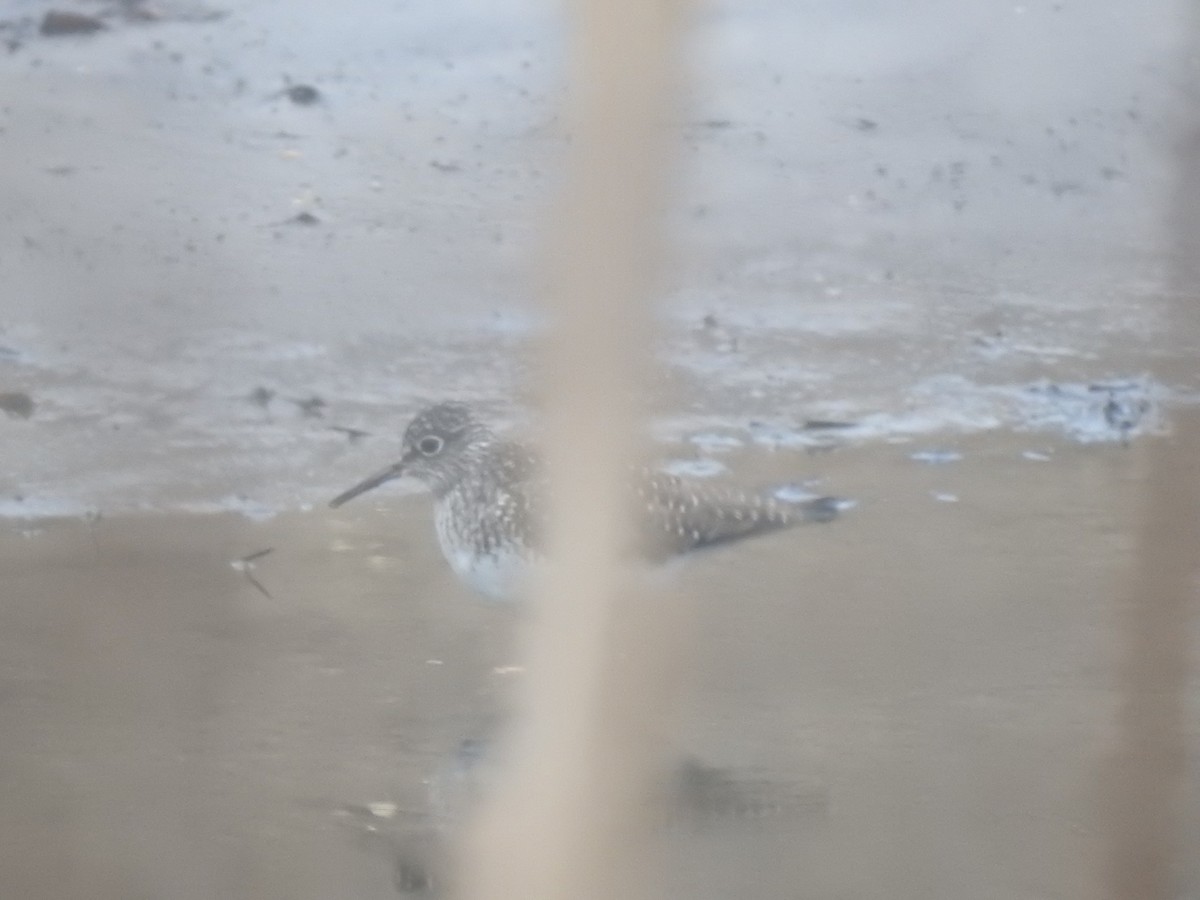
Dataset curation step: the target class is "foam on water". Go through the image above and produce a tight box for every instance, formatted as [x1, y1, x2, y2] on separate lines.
[0, 324, 1188, 520]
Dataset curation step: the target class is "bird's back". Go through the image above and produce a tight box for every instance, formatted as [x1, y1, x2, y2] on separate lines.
[634, 470, 838, 560]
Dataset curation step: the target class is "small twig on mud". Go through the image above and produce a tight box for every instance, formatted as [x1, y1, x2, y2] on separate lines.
[231, 547, 275, 599]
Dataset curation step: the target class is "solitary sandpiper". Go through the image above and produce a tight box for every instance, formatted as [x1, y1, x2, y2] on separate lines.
[329, 402, 840, 600]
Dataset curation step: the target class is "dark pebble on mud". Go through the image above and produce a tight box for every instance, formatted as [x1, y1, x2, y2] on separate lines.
[329, 425, 370, 442]
[40, 11, 106, 36]
[285, 84, 320, 105]
[248, 386, 275, 408]
[802, 419, 856, 430]
[0, 392, 34, 419]
[291, 395, 326, 418]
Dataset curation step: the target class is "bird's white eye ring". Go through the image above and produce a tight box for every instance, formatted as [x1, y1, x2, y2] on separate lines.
[418, 436, 444, 455]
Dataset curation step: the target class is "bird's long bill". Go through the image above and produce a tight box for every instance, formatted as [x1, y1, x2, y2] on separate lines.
[329, 461, 406, 508]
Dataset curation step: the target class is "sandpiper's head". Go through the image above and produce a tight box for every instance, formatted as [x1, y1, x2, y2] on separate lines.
[329, 402, 490, 507]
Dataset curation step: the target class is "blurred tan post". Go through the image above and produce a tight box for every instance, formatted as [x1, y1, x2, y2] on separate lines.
[456, 2, 685, 900]
[1101, 32, 1200, 900]
[1102, 399, 1199, 900]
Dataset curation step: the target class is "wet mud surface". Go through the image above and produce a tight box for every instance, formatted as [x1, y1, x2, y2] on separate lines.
[0, 0, 1196, 519]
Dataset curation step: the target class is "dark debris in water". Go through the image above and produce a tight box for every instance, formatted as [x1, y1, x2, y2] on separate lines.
[231, 548, 274, 599]
[667, 757, 829, 827]
[1101, 391, 1151, 437]
[1021, 377, 1160, 443]
[394, 849, 436, 896]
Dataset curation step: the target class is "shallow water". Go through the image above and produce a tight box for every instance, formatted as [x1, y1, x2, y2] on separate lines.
[2, 433, 1197, 898]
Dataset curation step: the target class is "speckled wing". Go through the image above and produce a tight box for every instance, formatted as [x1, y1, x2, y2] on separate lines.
[634, 469, 839, 560]
[462, 440, 547, 558]
[482, 444, 837, 562]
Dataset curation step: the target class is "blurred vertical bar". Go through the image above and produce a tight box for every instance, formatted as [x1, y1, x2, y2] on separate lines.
[457, 2, 684, 900]
[1103, 10, 1200, 899]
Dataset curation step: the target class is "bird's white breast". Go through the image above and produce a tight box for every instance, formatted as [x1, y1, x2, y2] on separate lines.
[433, 495, 528, 602]
[445, 546, 526, 601]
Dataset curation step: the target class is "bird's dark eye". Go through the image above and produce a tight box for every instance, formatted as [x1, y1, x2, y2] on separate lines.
[418, 436, 444, 456]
